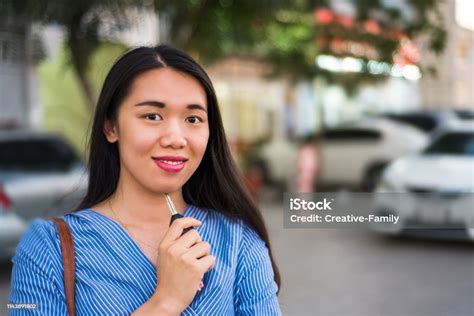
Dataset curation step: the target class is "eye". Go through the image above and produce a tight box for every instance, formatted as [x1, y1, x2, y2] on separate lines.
[144, 114, 162, 121]
[186, 116, 203, 124]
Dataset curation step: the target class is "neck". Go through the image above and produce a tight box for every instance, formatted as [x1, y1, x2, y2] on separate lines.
[108, 176, 188, 226]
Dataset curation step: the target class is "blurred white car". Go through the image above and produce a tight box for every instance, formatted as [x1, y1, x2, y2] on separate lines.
[0, 129, 88, 260]
[0, 193, 26, 261]
[259, 118, 428, 191]
[319, 118, 428, 190]
[374, 120, 474, 241]
[258, 138, 299, 191]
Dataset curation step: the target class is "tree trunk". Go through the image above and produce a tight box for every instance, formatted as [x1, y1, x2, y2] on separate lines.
[73, 60, 96, 112]
[66, 12, 97, 113]
[68, 37, 96, 112]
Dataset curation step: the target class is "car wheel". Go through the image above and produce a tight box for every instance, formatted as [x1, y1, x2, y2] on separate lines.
[362, 161, 389, 191]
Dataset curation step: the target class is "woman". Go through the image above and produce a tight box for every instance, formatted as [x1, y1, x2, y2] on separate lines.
[9, 45, 281, 315]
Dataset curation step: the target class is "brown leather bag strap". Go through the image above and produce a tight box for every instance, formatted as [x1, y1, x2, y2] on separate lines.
[52, 217, 76, 316]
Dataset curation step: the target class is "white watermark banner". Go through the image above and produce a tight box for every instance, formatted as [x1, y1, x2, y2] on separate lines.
[283, 192, 474, 230]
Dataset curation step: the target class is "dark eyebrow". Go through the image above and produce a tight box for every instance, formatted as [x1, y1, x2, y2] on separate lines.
[135, 101, 207, 113]
[135, 100, 165, 108]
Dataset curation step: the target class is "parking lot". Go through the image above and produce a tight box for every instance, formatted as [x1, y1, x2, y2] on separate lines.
[266, 200, 473, 316]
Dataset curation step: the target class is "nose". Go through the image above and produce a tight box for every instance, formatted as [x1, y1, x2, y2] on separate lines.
[159, 120, 187, 149]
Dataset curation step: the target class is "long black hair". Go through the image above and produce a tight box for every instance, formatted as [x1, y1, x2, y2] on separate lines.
[75, 45, 280, 292]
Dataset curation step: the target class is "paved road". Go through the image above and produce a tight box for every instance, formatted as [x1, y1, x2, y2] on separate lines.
[1, 200, 473, 316]
[261, 200, 474, 316]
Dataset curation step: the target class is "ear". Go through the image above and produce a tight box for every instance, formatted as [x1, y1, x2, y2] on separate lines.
[103, 119, 119, 143]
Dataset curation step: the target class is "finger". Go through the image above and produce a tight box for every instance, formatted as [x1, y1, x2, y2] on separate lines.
[174, 229, 202, 249]
[162, 217, 201, 244]
[195, 255, 216, 273]
[182, 241, 211, 260]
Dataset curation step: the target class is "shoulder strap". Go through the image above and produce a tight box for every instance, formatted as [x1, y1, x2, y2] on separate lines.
[52, 217, 76, 316]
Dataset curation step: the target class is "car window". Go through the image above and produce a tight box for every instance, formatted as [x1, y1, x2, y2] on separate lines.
[323, 129, 382, 142]
[0, 137, 80, 171]
[386, 114, 437, 133]
[424, 132, 474, 156]
[454, 110, 474, 120]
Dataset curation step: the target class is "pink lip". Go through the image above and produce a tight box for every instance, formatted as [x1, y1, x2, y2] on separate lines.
[154, 155, 188, 162]
[153, 158, 186, 173]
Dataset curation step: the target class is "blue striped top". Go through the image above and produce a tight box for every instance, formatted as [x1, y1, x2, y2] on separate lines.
[9, 204, 281, 315]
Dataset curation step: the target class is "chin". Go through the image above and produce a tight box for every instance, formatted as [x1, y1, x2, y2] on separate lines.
[150, 183, 183, 194]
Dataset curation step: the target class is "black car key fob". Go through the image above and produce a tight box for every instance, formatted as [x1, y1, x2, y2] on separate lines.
[169, 212, 193, 236]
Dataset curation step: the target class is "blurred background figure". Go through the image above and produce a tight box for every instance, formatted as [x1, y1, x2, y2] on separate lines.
[296, 135, 320, 192]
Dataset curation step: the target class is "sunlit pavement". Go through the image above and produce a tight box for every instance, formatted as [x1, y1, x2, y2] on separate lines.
[0, 196, 472, 316]
[260, 190, 474, 316]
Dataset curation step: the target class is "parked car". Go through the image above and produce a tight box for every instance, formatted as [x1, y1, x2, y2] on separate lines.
[0, 187, 25, 261]
[258, 138, 299, 191]
[373, 120, 474, 241]
[0, 129, 88, 260]
[319, 118, 428, 190]
[258, 118, 428, 191]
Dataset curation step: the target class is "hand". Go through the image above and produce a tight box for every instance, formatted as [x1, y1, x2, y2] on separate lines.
[152, 217, 216, 314]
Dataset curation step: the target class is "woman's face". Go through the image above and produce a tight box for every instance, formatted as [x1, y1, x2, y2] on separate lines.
[104, 68, 209, 194]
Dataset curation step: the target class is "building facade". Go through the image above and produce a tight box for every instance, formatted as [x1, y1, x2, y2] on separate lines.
[420, 0, 474, 108]
[0, 16, 43, 129]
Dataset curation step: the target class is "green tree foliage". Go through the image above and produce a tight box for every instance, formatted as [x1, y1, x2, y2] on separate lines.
[1, 0, 147, 111]
[158, 0, 446, 91]
[2, 0, 447, 105]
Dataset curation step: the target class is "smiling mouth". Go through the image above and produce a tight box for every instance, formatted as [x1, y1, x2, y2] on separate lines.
[152, 157, 188, 173]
